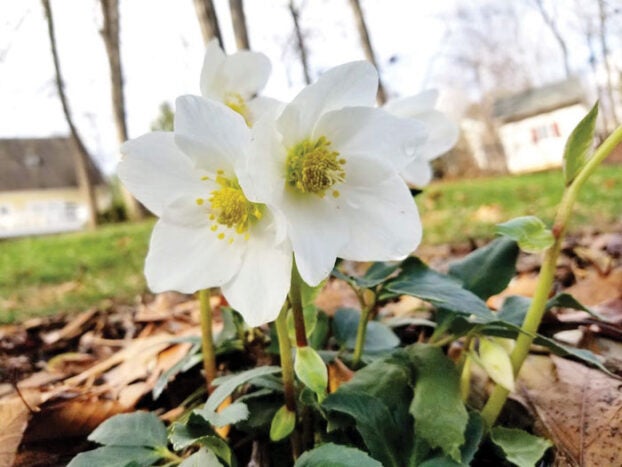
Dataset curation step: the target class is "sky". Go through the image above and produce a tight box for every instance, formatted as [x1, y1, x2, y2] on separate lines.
[0, 0, 453, 174]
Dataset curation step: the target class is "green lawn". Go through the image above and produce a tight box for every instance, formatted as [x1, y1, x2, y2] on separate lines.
[1, 164, 621, 322]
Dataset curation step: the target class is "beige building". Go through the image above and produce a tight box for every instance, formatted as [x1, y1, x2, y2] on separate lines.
[0, 138, 110, 238]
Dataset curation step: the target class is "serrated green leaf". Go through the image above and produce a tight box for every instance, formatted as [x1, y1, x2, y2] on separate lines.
[534, 334, 613, 375]
[87, 412, 167, 448]
[269, 405, 296, 441]
[194, 401, 249, 427]
[153, 346, 201, 400]
[448, 238, 519, 300]
[179, 448, 223, 467]
[204, 366, 280, 412]
[490, 427, 552, 467]
[295, 346, 328, 400]
[332, 262, 400, 290]
[383, 257, 495, 321]
[332, 308, 399, 352]
[169, 414, 213, 451]
[495, 216, 554, 253]
[563, 101, 598, 185]
[408, 345, 468, 462]
[295, 443, 382, 467]
[67, 446, 161, 467]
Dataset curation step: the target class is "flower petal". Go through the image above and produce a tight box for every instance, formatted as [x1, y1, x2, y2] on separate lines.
[221, 215, 292, 327]
[221, 51, 271, 99]
[337, 174, 422, 261]
[281, 194, 348, 286]
[145, 220, 243, 293]
[118, 132, 204, 216]
[247, 96, 285, 124]
[400, 157, 433, 187]
[415, 110, 459, 161]
[174, 95, 250, 173]
[200, 39, 227, 100]
[315, 107, 428, 173]
[277, 61, 378, 146]
[383, 90, 438, 117]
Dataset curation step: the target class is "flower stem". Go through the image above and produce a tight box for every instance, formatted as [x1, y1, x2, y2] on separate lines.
[289, 261, 308, 347]
[275, 302, 302, 459]
[481, 124, 622, 426]
[351, 289, 376, 369]
[199, 288, 216, 394]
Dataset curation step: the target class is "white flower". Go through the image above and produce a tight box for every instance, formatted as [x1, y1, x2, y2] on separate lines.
[118, 96, 292, 326]
[200, 39, 282, 125]
[248, 61, 427, 287]
[384, 90, 459, 187]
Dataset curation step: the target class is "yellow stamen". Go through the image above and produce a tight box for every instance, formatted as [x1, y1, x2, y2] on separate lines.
[196, 198, 204, 205]
[207, 175, 264, 236]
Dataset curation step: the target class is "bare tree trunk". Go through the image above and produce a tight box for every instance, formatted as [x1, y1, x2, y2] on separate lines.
[41, 0, 98, 230]
[194, 0, 224, 48]
[288, 0, 311, 84]
[532, 0, 571, 78]
[347, 0, 386, 104]
[100, 0, 143, 221]
[597, 0, 619, 128]
[229, 0, 250, 50]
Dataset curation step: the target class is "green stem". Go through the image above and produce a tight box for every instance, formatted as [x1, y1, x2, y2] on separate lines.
[275, 302, 302, 459]
[289, 260, 308, 347]
[351, 289, 376, 368]
[460, 337, 474, 403]
[481, 124, 622, 426]
[155, 447, 183, 464]
[199, 289, 217, 394]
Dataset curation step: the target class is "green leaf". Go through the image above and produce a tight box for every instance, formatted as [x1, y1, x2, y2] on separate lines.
[169, 414, 213, 451]
[383, 257, 495, 321]
[269, 405, 296, 441]
[322, 391, 403, 467]
[448, 238, 519, 300]
[88, 412, 167, 448]
[295, 346, 328, 400]
[476, 338, 515, 392]
[179, 448, 223, 467]
[408, 345, 468, 462]
[547, 292, 607, 320]
[308, 310, 330, 349]
[490, 427, 552, 467]
[332, 308, 399, 352]
[214, 307, 239, 346]
[332, 262, 400, 289]
[153, 347, 201, 399]
[461, 412, 485, 465]
[495, 216, 554, 253]
[563, 101, 598, 185]
[295, 443, 382, 467]
[195, 401, 249, 427]
[67, 446, 161, 467]
[497, 296, 531, 326]
[534, 334, 613, 375]
[204, 366, 281, 413]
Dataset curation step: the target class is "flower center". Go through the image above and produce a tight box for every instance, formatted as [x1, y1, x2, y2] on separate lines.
[286, 136, 345, 197]
[224, 93, 251, 126]
[199, 174, 263, 241]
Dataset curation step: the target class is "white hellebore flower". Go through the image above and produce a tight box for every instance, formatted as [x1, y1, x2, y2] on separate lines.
[118, 96, 292, 327]
[384, 90, 459, 187]
[200, 39, 280, 125]
[248, 61, 427, 287]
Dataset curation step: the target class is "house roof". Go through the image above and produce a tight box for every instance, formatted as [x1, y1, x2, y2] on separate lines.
[0, 137, 105, 191]
[493, 77, 585, 123]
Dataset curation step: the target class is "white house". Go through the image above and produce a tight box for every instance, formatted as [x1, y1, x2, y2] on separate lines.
[0, 137, 110, 238]
[492, 77, 590, 174]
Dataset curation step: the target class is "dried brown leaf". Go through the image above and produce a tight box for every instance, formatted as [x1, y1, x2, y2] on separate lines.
[0, 395, 36, 467]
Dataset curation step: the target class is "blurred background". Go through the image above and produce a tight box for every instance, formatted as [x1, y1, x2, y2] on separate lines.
[2, 0, 622, 320]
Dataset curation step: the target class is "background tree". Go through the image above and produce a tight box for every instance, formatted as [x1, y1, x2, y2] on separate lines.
[193, 0, 224, 47]
[347, 0, 386, 104]
[229, 0, 250, 50]
[99, 0, 143, 221]
[41, 0, 98, 230]
[288, 0, 311, 85]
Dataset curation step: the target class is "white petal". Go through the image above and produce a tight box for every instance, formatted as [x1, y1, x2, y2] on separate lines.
[315, 107, 428, 173]
[160, 194, 212, 227]
[416, 110, 460, 161]
[221, 216, 292, 327]
[221, 51, 271, 99]
[247, 96, 285, 124]
[277, 61, 378, 146]
[338, 175, 422, 261]
[174, 95, 250, 172]
[200, 39, 227, 100]
[282, 195, 348, 286]
[400, 157, 433, 187]
[383, 90, 438, 118]
[118, 132, 204, 216]
[145, 220, 242, 293]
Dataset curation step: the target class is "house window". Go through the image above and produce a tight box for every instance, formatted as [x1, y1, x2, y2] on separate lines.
[0, 204, 11, 216]
[531, 122, 561, 144]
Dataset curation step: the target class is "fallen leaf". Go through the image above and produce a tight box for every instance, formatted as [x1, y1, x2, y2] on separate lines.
[563, 267, 622, 306]
[0, 395, 37, 467]
[517, 355, 622, 466]
[40, 309, 98, 345]
[328, 357, 354, 393]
